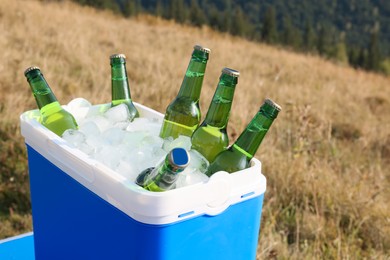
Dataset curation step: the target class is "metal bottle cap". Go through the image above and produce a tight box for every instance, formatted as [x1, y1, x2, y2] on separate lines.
[110, 53, 126, 60]
[168, 148, 190, 170]
[193, 45, 211, 54]
[264, 98, 282, 112]
[24, 66, 41, 77]
[222, 67, 240, 78]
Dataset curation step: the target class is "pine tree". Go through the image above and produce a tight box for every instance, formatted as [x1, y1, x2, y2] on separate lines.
[176, 0, 187, 23]
[231, 6, 246, 37]
[169, 0, 178, 20]
[317, 24, 332, 57]
[367, 30, 382, 71]
[123, 0, 137, 17]
[303, 20, 316, 52]
[155, 0, 163, 17]
[261, 6, 278, 44]
[189, 0, 205, 27]
[208, 6, 223, 31]
[135, 0, 142, 15]
[334, 41, 349, 64]
[221, 0, 232, 33]
[348, 46, 361, 68]
[357, 48, 369, 69]
[282, 16, 301, 48]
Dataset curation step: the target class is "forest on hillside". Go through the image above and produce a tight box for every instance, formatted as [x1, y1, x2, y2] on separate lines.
[70, 0, 390, 75]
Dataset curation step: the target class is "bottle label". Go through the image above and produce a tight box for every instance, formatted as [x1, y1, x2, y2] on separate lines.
[232, 144, 253, 159]
[201, 125, 223, 137]
[112, 98, 132, 106]
[160, 119, 197, 139]
[40, 101, 62, 116]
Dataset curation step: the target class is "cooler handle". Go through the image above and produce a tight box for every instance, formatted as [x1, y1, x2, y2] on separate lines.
[46, 138, 96, 183]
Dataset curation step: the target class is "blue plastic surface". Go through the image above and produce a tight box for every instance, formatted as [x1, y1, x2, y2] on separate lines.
[27, 145, 264, 260]
[0, 233, 35, 260]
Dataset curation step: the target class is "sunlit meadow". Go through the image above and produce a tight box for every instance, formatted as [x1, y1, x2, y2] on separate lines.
[0, 0, 389, 258]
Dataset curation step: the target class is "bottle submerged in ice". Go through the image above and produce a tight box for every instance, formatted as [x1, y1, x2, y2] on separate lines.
[191, 68, 239, 163]
[206, 98, 281, 176]
[24, 66, 78, 136]
[136, 147, 190, 192]
[110, 53, 139, 121]
[159, 45, 210, 139]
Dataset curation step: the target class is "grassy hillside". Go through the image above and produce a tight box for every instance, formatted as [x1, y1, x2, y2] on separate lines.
[0, 0, 389, 258]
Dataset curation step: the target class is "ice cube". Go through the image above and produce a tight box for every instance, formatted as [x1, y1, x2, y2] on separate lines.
[114, 121, 130, 130]
[146, 117, 163, 136]
[175, 150, 210, 188]
[136, 145, 157, 170]
[162, 136, 174, 151]
[67, 98, 92, 109]
[62, 129, 86, 148]
[126, 118, 150, 132]
[85, 134, 109, 151]
[93, 146, 121, 169]
[85, 115, 111, 132]
[176, 168, 209, 188]
[163, 135, 192, 152]
[188, 149, 209, 174]
[141, 134, 164, 148]
[152, 146, 167, 162]
[79, 121, 101, 136]
[104, 104, 131, 124]
[65, 98, 93, 124]
[101, 127, 125, 146]
[115, 160, 141, 182]
[86, 104, 109, 118]
[122, 131, 146, 148]
[78, 143, 95, 155]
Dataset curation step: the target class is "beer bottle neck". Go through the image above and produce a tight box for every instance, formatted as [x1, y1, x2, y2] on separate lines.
[111, 62, 132, 101]
[161, 161, 182, 175]
[26, 71, 58, 110]
[177, 50, 208, 101]
[203, 74, 237, 128]
[233, 111, 275, 160]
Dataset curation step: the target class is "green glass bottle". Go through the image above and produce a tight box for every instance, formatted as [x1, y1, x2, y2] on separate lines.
[159, 45, 210, 139]
[191, 68, 239, 163]
[24, 66, 78, 136]
[136, 148, 190, 192]
[206, 99, 281, 176]
[110, 54, 139, 121]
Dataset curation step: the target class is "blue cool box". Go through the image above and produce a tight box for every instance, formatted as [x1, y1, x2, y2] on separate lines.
[20, 103, 266, 260]
[0, 233, 35, 260]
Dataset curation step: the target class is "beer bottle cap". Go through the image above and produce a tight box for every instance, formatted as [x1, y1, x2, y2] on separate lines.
[193, 45, 211, 54]
[264, 98, 282, 112]
[110, 53, 126, 60]
[168, 148, 190, 170]
[110, 54, 126, 65]
[24, 66, 41, 77]
[222, 67, 240, 78]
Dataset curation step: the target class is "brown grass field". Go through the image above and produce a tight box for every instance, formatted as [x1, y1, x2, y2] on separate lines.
[0, 0, 389, 258]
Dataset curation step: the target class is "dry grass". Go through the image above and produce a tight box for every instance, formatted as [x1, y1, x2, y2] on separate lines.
[0, 0, 389, 258]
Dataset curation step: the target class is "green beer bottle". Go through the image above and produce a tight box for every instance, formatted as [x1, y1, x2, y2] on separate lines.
[24, 66, 78, 136]
[191, 68, 239, 162]
[110, 54, 139, 121]
[206, 99, 281, 176]
[159, 45, 210, 139]
[136, 148, 190, 192]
